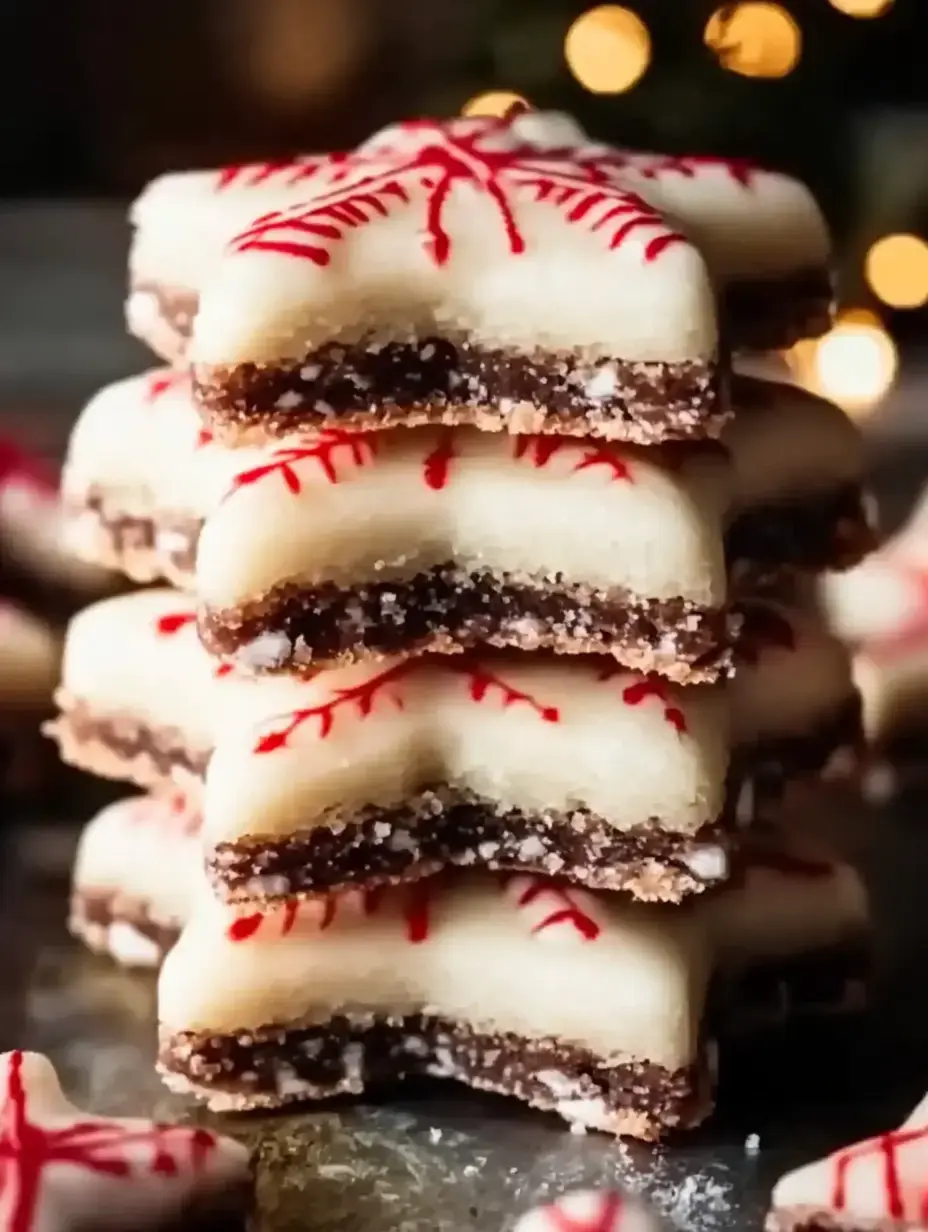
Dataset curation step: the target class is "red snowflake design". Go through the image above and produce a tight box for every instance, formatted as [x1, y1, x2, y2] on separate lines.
[828, 1118, 928, 1221]
[227, 117, 686, 267]
[214, 156, 334, 191]
[227, 883, 431, 943]
[450, 661, 560, 722]
[422, 429, 457, 490]
[253, 662, 413, 753]
[512, 435, 634, 483]
[510, 877, 601, 941]
[0, 1050, 220, 1232]
[153, 610, 196, 637]
[226, 431, 377, 499]
[577, 149, 757, 191]
[736, 604, 796, 667]
[526, 1191, 632, 1232]
[144, 369, 190, 402]
[598, 666, 687, 734]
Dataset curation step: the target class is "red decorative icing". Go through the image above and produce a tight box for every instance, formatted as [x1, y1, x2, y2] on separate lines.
[514, 878, 601, 941]
[144, 370, 190, 402]
[422, 429, 457, 490]
[613, 152, 756, 189]
[253, 662, 413, 753]
[154, 611, 196, 637]
[227, 431, 377, 498]
[737, 604, 796, 667]
[227, 117, 686, 267]
[125, 792, 201, 838]
[215, 157, 330, 191]
[451, 662, 560, 722]
[213, 662, 235, 678]
[0, 1050, 219, 1232]
[534, 1192, 629, 1232]
[513, 435, 634, 484]
[600, 669, 687, 734]
[226, 883, 431, 943]
[830, 1122, 928, 1220]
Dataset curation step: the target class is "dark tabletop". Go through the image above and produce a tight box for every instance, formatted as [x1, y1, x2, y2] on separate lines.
[3, 202, 928, 1231]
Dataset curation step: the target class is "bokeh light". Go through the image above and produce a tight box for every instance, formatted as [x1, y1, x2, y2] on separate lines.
[705, 3, 802, 79]
[788, 310, 899, 418]
[462, 91, 529, 118]
[827, 0, 893, 15]
[865, 234, 928, 309]
[565, 6, 651, 95]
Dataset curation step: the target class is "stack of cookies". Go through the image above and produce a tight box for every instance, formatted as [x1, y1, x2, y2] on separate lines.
[51, 110, 877, 1139]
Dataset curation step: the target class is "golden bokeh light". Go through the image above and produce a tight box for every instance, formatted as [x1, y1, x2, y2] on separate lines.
[788, 311, 898, 418]
[705, 3, 802, 79]
[462, 91, 529, 118]
[565, 6, 651, 95]
[865, 234, 928, 309]
[828, 0, 893, 15]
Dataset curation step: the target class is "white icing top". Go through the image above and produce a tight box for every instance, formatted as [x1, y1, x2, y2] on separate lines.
[770, 1091, 928, 1225]
[0, 1050, 249, 1232]
[159, 872, 710, 1071]
[71, 793, 204, 930]
[513, 1189, 666, 1232]
[189, 114, 717, 367]
[0, 601, 59, 711]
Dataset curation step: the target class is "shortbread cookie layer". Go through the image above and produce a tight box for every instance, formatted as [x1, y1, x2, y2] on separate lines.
[157, 872, 713, 1138]
[128, 112, 829, 366]
[69, 793, 204, 968]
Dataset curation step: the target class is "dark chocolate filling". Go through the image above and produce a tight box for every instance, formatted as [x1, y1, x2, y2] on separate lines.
[159, 1014, 710, 1137]
[70, 889, 181, 960]
[193, 337, 724, 446]
[765, 1211, 877, 1232]
[207, 799, 729, 905]
[199, 569, 735, 683]
[50, 700, 210, 783]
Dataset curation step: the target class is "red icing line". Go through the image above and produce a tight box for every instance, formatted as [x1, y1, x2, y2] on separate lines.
[513, 435, 634, 483]
[226, 884, 431, 943]
[227, 117, 687, 268]
[451, 662, 560, 722]
[154, 611, 195, 637]
[542, 1192, 627, 1232]
[215, 158, 328, 191]
[516, 878, 601, 941]
[227, 431, 377, 498]
[144, 370, 190, 402]
[604, 670, 687, 734]
[213, 663, 234, 678]
[0, 1051, 218, 1232]
[830, 1123, 928, 1220]
[737, 604, 796, 667]
[422, 429, 457, 490]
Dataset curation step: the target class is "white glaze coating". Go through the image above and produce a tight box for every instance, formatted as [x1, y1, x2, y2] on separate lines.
[159, 872, 710, 1072]
[189, 115, 717, 368]
[0, 1050, 249, 1232]
[70, 794, 204, 962]
[513, 1188, 667, 1232]
[770, 1091, 928, 1226]
[0, 601, 59, 713]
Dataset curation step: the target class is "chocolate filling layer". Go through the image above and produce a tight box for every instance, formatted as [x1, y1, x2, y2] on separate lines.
[199, 569, 736, 684]
[70, 888, 181, 962]
[765, 1210, 869, 1232]
[723, 268, 834, 352]
[159, 1014, 711, 1138]
[193, 338, 723, 446]
[207, 794, 728, 905]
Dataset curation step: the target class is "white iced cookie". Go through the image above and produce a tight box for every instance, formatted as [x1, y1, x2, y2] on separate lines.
[158, 871, 712, 1139]
[513, 1189, 667, 1232]
[768, 1091, 928, 1230]
[69, 793, 204, 967]
[0, 1050, 250, 1232]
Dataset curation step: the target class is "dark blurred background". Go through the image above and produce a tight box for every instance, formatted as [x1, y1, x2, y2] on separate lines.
[0, 0, 925, 446]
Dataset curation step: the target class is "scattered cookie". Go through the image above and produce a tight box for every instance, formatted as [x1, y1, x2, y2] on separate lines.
[158, 872, 714, 1139]
[0, 1049, 250, 1231]
[513, 1188, 667, 1232]
[69, 792, 204, 968]
[767, 1091, 928, 1231]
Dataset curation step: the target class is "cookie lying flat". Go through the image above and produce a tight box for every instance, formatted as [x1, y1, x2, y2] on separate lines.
[188, 114, 721, 447]
[47, 589, 860, 901]
[69, 792, 204, 968]
[767, 1091, 928, 1232]
[158, 871, 714, 1138]
[0, 1050, 250, 1231]
[127, 112, 829, 365]
[513, 1189, 667, 1232]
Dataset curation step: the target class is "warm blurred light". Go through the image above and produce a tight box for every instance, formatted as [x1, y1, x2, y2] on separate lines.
[462, 91, 529, 118]
[865, 234, 928, 309]
[565, 6, 651, 94]
[788, 311, 898, 417]
[705, 3, 802, 78]
[828, 0, 893, 15]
